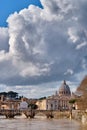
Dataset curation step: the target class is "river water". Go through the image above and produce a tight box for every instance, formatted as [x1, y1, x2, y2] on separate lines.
[0, 116, 86, 130]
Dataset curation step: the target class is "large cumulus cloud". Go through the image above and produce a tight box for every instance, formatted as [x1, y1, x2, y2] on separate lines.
[0, 0, 87, 89]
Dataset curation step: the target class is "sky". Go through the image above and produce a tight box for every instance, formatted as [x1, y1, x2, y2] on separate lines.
[0, 0, 42, 27]
[0, 0, 87, 98]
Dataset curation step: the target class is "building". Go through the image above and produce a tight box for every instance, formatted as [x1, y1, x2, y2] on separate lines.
[46, 80, 71, 110]
[19, 98, 28, 110]
[36, 80, 71, 111]
[0, 92, 37, 110]
[0, 91, 21, 110]
[36, 99, 47, 110]
[0, 99, 20, 110]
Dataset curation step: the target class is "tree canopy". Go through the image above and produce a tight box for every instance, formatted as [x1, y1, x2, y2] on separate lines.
[0, 91, 18, 98]
[69, 99, 76, 104]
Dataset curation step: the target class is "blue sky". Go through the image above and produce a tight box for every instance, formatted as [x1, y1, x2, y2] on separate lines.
[0, 0, 87, 98]
[0, 0, 42, 27]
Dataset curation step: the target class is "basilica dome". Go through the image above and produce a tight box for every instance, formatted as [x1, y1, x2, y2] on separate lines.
[58, 80, 71, 96]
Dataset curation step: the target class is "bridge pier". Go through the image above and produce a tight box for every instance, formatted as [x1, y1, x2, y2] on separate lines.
[46, 114, 54, 118]
[46, 111, 54, 118]
[5, 114, 15, 119]
[5, 110, 16, 118]
[23, 110, 35, 118]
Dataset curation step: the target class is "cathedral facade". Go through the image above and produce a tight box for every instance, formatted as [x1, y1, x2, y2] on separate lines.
[46, 80, 71, 110]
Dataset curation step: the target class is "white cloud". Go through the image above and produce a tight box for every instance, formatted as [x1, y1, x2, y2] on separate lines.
[0, 80, 77, 98]
[68, 27, 79, 43]
[76, 41, 87, 50]
[0, 0, 87, 97]
[19, 62, 50, 77]
[64, 69, 74, 75]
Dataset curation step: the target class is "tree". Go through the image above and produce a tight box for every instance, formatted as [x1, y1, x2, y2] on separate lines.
[7, 91, 18, 98]
[39, 97, 46, 100]
[69, 99, 76, 104]
[0, 92, 7, 97]
[69, 99, 76, 110]
[28, 104, 38, 110]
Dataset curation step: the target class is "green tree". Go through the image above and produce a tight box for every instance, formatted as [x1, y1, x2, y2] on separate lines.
[69, 99, 76, 104]
[69, 99, 76, 110]
[7, 91, 18, 98]
[28, 104, 38, 110]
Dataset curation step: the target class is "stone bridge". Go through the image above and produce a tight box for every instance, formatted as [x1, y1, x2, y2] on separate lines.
[0, 109, 86, 123]
[23, 110, 54, 118]
[0, 109, 56, 118]
[0, 109, 21, 118]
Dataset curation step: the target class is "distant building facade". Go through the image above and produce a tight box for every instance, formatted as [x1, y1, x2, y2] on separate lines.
[0, 91, 22, 110]
[46, 80, 71, 110]
[36, 81, 71, 111]
[36, 99, 47, 110]
[19, 98, 28, 110]
[0, 98, 20, 110]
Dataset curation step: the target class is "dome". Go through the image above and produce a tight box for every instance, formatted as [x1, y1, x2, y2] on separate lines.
[58, 80, 71, 96]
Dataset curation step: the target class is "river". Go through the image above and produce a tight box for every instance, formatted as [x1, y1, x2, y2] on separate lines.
[0, 116, 86, 130]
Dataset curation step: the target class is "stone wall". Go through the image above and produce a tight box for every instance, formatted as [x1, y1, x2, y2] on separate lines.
[72, 110, 87, 124]
[52, 111, 70, 119]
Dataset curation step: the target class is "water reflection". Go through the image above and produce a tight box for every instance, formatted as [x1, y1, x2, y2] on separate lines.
[0, 117, 86, 130]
